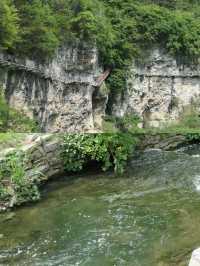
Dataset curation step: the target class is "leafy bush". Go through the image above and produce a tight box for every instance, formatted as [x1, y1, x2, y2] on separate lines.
[186, 133, 200, 142]
[62, 134, 137, 174]
[0, 152, 40, 204]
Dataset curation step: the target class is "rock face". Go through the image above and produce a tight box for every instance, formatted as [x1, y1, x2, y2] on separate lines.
[0, 44, 108, 132]
[112, 49, 200, 127]
[1, 47, 200, 131]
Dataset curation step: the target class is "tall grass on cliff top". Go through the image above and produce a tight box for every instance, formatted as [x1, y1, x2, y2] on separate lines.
[1, 0, 200, 94]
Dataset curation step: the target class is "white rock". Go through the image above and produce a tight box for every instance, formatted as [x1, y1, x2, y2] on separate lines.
[189, 248, 200, 266]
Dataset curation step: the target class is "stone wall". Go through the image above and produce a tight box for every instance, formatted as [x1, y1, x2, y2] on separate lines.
[0, 44, 108, 132]
[112, 49, 200, 128]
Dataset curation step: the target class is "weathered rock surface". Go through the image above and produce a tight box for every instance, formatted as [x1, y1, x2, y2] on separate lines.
[1, 46, 200, 131]
[0, 44, 108, 132]
[112, 49, 200, 128]
[137, 133, 187, 150]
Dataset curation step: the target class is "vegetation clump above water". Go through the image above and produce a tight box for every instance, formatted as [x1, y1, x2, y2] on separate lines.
[63, 133, 137, 174]
[1, 0, 200, 94]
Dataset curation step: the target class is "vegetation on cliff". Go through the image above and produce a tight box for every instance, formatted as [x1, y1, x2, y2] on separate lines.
[0, 90, 38, 132]
[1, 0, 200, 94]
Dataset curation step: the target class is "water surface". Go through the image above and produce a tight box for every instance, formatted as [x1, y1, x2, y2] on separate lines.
[1, 145, 200, 265]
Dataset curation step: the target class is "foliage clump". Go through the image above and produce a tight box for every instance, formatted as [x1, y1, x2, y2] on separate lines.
[62, 134, 137, 174]
[0, 152, 40, 205]
[0, 0, 19, 50]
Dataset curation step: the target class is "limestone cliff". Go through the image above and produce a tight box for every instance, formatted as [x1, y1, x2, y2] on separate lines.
[112, 49, 200, 128]
[0, 44, 108, 132]
[1, 46, 200, 131]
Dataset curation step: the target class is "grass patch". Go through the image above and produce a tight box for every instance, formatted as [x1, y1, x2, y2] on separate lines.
[105, 110, 200, 135]
[0, 133, 28, 150]
[0, 88, 39, 133]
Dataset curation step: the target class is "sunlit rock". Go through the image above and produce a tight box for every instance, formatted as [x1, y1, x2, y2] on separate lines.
[0, 45, 108, 132]
[189, 248, 200, 266]
[112, 49, 200, 128]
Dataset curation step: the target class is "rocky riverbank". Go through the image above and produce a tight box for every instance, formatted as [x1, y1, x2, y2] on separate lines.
[136, 133, 188, 150]
[0, 134, 64, 211]
[0, 133, 193, 212]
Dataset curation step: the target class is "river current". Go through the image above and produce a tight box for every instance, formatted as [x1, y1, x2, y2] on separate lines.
[1, 145, 200, 265]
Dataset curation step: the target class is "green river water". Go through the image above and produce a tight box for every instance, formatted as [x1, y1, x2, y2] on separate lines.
[1, 145, 200, 266]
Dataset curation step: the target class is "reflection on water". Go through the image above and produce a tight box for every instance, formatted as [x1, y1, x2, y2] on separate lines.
[1, 145, 200, 265]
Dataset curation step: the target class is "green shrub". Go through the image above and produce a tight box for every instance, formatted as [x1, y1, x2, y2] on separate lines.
[62, 133, 137, 174]
[0, 152, 40, 204]
[186, 133, 200, 142]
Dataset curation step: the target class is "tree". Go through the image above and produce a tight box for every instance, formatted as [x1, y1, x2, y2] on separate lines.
[18, 0, 59, 58]
[0, 0, 19, 50]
